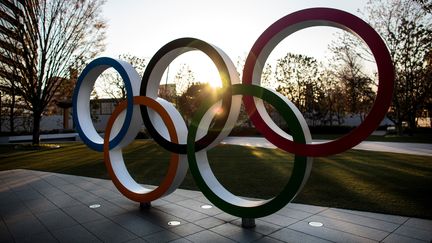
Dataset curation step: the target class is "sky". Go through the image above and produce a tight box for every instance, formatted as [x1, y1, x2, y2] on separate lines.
[100, 0, 371, 89]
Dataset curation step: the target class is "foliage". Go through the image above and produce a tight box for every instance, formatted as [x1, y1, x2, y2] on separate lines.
[313, 69, 346, 126]
[177, 82, 218, 126]
[260, 63, 274, 89]
[275, 53, 319, 111]
[364, 0, 432, 132]
[273, 53, 347, 126]
[329, 33, 376, 121]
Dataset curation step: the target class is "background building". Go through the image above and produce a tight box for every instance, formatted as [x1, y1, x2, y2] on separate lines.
[0, 0, 38, 133]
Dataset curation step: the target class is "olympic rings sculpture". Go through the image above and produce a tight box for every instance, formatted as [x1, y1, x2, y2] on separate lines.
[73, 8, 394, 218]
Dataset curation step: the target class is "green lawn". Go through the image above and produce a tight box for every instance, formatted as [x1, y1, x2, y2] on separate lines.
[313, 133, 432, 143]
[1, 140, 431, 219]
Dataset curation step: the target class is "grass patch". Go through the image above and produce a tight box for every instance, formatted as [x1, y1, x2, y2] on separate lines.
[312, 133, 432, 143]
[13, 143, 61, 150]
[1, 140, 431, 219]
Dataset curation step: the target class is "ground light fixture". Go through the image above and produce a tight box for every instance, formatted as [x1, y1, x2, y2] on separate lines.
[308, 221, 324, 227]
[167, 221, 181, 226]
[200, 204, 213, 209]
[89, 204, 101, 209]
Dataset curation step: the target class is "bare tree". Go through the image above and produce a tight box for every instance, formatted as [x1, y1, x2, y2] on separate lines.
[364, 0, 432, 133]
[327, 0, 432, 132]
[316, 69, 346, 126]
[261, 63, 275, 89]
[96, 54, 146, 102]
[329, 33, 376, 122]
[174, 64, 196, 95]
[414, 0, 432, 12]
[0, 0, 106, 144]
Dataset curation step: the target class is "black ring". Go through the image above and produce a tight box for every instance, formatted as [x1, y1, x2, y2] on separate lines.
[140, 38, 234, 154]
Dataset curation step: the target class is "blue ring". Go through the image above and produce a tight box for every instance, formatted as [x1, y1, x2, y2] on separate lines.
[72, 57, 134, 151]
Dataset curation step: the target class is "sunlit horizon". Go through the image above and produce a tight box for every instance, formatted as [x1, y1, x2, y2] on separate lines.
[99, 0, 372, 91]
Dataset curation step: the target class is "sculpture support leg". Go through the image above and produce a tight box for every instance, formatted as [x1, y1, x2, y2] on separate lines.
[140, 202, 151, 209]
[241, 218, 256, 228]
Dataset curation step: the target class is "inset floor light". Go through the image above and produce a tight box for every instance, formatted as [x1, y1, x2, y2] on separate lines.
[168, 220, 181, 226]
[308, 221, 323, 227]
[200, 204, 213, 209]
[89, 204, 101, 209]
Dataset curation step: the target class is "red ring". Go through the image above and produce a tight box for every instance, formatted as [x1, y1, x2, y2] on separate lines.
[242, 8, 394, 157]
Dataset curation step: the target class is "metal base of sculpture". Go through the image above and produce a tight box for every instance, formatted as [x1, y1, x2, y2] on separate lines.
[242, 218, 256, 228]
[140, 202, 152, 210]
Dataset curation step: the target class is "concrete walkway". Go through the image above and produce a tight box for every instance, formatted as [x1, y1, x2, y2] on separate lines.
[221, 137, 432, 157]
[1, 169, 431, 242]
[2, 134, 431, 157]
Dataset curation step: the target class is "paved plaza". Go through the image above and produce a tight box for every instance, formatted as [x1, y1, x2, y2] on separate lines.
[0, 169, 431, 242]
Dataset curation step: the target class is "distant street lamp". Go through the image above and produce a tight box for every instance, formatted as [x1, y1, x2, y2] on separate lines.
[57, 100, 73, 129]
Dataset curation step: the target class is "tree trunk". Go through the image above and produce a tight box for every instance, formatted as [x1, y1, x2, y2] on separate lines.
[395, 107, 403, 136]
[430, 107, 432, 128]
[32, 111, 41, 145]
[9, 91, 15, 133]
[408, 113, 416, 136]
[396, 122, 402, 136]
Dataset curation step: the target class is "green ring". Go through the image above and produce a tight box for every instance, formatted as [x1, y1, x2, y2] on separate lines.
[187, 84, 311, 218]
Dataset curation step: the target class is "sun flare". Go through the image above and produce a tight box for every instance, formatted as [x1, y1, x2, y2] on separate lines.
[207, 79, 223, 88]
